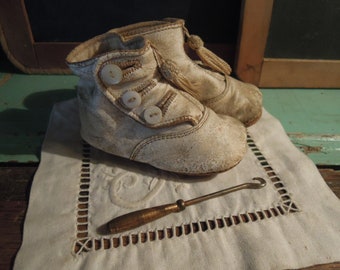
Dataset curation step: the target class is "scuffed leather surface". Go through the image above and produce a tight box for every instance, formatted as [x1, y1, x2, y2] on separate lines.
[204, 76, 263, 126]
[66, 33, 247, 175]
[109, 18, 263, 126]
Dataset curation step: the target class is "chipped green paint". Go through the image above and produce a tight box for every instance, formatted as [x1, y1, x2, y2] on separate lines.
[0, 73, 12, 87]
[262, 89, 340, 165]
[287, 133, 340, 165]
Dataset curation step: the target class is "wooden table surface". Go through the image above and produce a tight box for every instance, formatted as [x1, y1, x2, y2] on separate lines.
[0, 165, 339, 270]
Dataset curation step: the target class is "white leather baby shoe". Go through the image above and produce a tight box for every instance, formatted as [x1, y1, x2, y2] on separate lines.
[66, 33, 247, 175]
[109, 18, 262, 127]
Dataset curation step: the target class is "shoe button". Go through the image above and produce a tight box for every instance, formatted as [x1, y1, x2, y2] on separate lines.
[144, 106, 162, 124]
[121, 91, 142, 109]
[100, 64, 123, 85]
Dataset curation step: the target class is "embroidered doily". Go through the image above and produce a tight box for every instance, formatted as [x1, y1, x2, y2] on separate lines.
[14, 99, 340, 270]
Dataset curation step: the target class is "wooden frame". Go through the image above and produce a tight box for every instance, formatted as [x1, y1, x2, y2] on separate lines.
[0, 0, 76, 74]
[235, 0, 340, 88]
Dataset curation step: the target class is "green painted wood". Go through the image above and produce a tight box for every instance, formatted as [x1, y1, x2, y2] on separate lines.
[0, 70, 339, 165]
[0, 72, 77, 162]
[262, 89, 340, 165]
[288, 133, 340, 165]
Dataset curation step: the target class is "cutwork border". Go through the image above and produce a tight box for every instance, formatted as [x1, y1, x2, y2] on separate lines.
[73, 135, 299, 254]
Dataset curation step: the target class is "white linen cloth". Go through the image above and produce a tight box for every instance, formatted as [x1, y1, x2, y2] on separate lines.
[14, 99, 340, 270]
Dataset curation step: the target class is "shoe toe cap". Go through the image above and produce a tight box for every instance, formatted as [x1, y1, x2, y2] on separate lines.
[131, 109, 247, 175]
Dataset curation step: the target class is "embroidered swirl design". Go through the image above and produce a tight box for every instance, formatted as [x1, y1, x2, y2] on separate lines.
[98, 166, 168, 209]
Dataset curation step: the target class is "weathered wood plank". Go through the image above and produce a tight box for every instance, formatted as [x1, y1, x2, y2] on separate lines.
[289, 134, 340, 166]
[0, 200, 27, 270]
[319, 168, 340, 198]
[262, 89, 340, 165]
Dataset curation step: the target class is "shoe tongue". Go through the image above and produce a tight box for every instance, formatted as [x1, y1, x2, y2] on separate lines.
[105, 33, 145, 51]
[66, 33, 146, 78]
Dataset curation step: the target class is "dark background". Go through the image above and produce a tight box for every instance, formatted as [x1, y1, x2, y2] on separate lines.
[25, 0, 242, 43]
[265, 0, 340, 60]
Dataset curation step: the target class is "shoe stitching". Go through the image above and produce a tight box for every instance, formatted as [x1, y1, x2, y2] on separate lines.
[176, 90, 204, 112]
[145, 115, 200, 128]
[110, 59, 141, 69]
[92, 42, 151, 68]
[95, 64, 202, 130]
[202, 75, 229, 105]
[114, 94, 200, 129]
[191, 60, 226, 81]
[183, 41, 225, 81]
[99, 59, 142, 84]
[156, 90, 177, 116]
[120, 22, 225, 93]
[133, 79, 157, 96]
[118, 22, 212, 78]
[87, 37, 205, 131]
[69, 33, 146, 60]
[113, 80, 154, 112]
[69, 45, 150, 73]
[130, 108, 208, 161]
[122, 23, 183, 38]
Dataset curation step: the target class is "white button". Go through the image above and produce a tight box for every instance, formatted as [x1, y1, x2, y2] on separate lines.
[100, 64, 123, 85]
[144, 106, 162, 124]
[121, 91, 142, 109]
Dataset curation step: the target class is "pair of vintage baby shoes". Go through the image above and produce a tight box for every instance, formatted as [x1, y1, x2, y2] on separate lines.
[66, 18, 262, 175]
